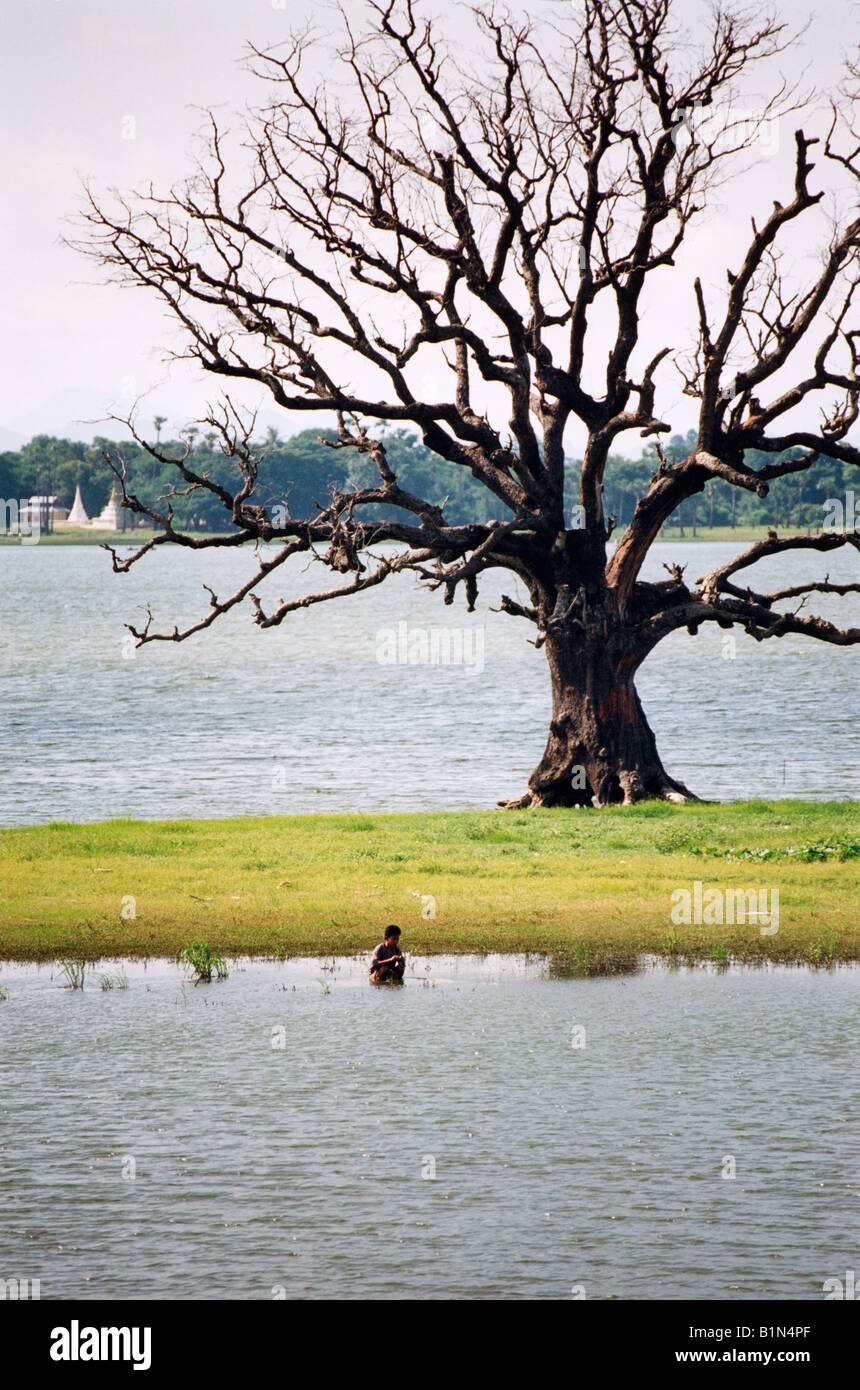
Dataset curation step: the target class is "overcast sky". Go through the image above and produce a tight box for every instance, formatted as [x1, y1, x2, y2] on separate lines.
[1, 0, 857, 450]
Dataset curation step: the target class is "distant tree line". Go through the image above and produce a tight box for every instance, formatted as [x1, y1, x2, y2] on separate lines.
[598, 431, 857, 535]
[1, 425, 853, 534]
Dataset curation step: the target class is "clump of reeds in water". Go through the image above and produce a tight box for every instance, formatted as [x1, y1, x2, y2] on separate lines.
[57, 960, 87, 989]
[180, 941, 228, 983]
[98, 970, 129, 990]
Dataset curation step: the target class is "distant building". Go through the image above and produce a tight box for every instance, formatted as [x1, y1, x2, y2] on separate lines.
[65, 484, 91, 527]
[90, 485, 126, 531]
[33, 480, 137, 533]
[23, 496, 69, 527]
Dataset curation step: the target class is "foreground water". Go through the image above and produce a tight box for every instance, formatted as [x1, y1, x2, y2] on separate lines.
[0, 541, 858, 825]
[1, 957, 856, 1300]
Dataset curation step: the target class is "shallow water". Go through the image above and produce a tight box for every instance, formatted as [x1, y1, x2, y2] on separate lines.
[0, 540, 857, 825]
[1, 956, 857, 1300]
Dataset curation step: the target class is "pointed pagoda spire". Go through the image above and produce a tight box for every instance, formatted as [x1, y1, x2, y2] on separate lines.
[67, 483, 91, 527]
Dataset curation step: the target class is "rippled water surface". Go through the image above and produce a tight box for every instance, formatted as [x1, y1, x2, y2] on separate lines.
[0, 541, 857, 825]
[1, 957, 857, 1300]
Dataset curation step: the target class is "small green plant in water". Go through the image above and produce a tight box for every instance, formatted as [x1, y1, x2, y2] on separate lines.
[712, 943, 729, 970]
[0, 985, 7, 1001]
[180, 941, 228, 983]
[664, 926, 680, 956]
[98, 970, 129, 991]
[58, 960, 87, 990]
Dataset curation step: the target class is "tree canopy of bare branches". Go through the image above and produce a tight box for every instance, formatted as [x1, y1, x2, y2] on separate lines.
[76, 0, 860, 806]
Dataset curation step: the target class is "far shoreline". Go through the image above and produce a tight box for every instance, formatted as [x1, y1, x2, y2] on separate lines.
[0, 525, 820, 547]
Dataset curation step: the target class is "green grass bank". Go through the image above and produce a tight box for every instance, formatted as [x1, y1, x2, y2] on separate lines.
[0, 524, 814, 546]
[0, 801, 857, 968]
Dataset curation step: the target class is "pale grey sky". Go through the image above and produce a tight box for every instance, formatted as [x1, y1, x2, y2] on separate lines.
[1, 0, 857, 449]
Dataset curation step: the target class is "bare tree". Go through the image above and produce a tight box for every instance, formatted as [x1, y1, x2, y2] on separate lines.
[77, 0, 860, 806]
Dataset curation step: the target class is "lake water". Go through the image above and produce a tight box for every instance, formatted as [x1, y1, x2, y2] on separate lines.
[0, 541, 857, 825]
[0, 956, 856, 1300]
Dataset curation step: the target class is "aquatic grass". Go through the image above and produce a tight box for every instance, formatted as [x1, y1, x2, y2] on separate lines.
[57, 960, 87, 989]
[98, 970, 129, 990]
[180, 941, 228, 983]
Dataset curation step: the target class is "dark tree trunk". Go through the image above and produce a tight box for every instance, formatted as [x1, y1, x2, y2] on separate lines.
[513, 627, 697, 808]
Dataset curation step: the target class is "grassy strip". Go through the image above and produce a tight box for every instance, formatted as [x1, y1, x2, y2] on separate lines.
[0, 801, 857, 967]
[0, 529, 162, 546]
[655, 526, 813, 543]
[0, 525, 815, 547]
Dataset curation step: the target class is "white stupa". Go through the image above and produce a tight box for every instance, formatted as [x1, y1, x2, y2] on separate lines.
[66, 484, 91, 527]
[90, 485, 125, 531]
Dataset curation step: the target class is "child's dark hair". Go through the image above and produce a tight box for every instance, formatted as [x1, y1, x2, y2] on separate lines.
[384, 924, 401, 939]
